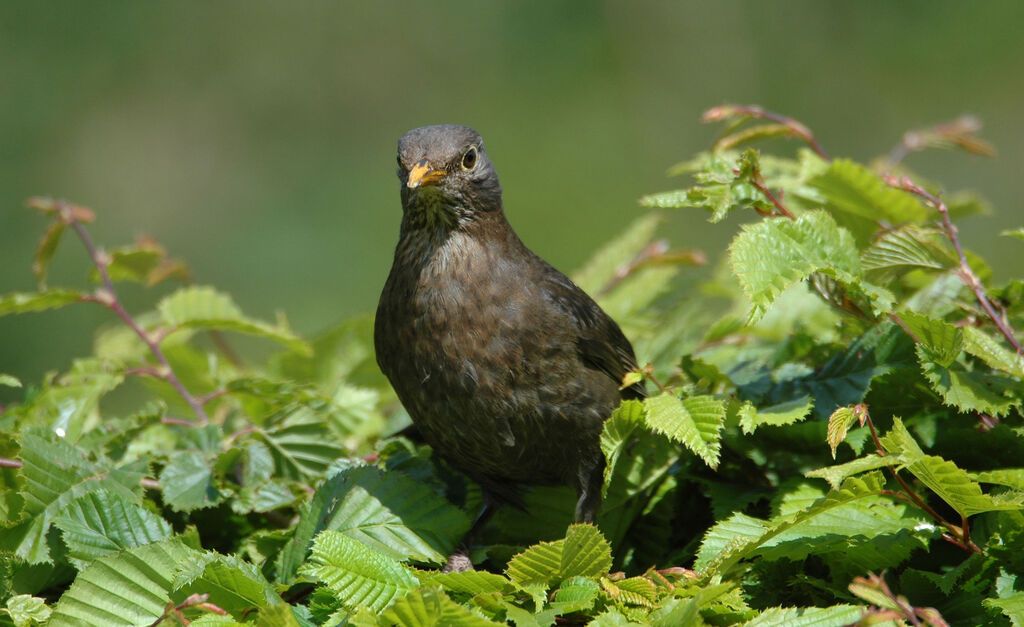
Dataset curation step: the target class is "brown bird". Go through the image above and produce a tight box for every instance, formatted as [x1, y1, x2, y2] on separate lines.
[375, 124, 644, 570]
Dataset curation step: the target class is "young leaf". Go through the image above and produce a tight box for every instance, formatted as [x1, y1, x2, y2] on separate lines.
[741, 604, 864, 627]
[0, 374, 21, 388]
[506, 524, 612, 588]
[728, 211, 868, 322]
[806, 455, 900, 491]
[738, 396, 814, 435]
[300, 530, 418, 614]
[643, 393, 724, 468]
[809, 158, 929, 224]
[899, 311, 963, 366]
[861, 225, 953, 272]
[380, 586, 503, 627]
[0, 290, 86, 316]
[3, 593, 52, 626]
[825, 406, 859, 459]
[32, 220, 66, 290]
[158, 285, 310, 354]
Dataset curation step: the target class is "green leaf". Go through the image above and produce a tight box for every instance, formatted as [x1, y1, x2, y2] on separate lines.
[917, 345, 1019, 416]
[599, 400, 645, 491]
[899, 311, 963, 366]
[972, 468, 1024, 490]
[695, 472, 887, 576]
[643, 393, 724, 468]
[984, 593, 1024, 625]
[53, 490, 172, 569]
[17, 358, 124, 442]
[0, 290, 86, 316]
[424, 570, 512, 597]
[825, 406, 859, 459]
[380, 586, 503, 627]
[158, 452, 227, 512]
[5, 432, 144, 564]
[260, 411, 347, 480]
[3, 594, 52, 627]
[506, 524, 612, 588]
[861, 225, 953, 272]
[276, 465, 469, 584]
[728, 211, 871, 322]
[883, 418, 1024, 517]
[809, 158, 929, 224]
[175, 554, 280, 618]
[741, 604, 863, 627]
[806, 455, 900, 491]
[158, 286, 310, 354]
[1001, 227, 1024, 241]
[0, 374, 21, 388]
[963, 326, 1024, 377]
[32, 220, 66, 290]
[738, 397, 813, 435]
[300, 530, 419, 613]
[48, 539, 200, 627]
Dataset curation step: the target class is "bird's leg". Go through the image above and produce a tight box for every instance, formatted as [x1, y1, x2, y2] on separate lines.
[574, 457, 606, 523]
[443, 500, 499, 573]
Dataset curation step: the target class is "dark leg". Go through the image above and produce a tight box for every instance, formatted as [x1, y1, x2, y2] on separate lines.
[574, 457, 605, 523]
[443, 500, 499, 572]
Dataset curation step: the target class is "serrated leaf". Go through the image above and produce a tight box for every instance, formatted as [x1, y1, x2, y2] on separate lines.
[276, 465, 469, 584]
[984, 593, 1024, 625]
[300, 530, 418, 613]
[175, 554, 280, 618]
[158, 286, 309, 354]
[0, 290, 85, 316]
[424, 570, 512, 596]
[3, 594, 52, 626]
[972, 468, 1024, 490]
[917, 345, 1019, 416]
[741, 604, 863, 627]
[506, 524, 612, 588]
[260, 412, 347, 480]
[907, 455, 1024, 518]
[728, 211, 869, 322]
[643, 393, 724, 468]
[53, 490, 172, 569]
[861, 225, 953, 272]
[599, 400, 645, 492]
[810, 158, 929, 224]
[380, 586, 502, 627]
[963, 326, 1024, 377]
[18, 358, 124, 442]
[806, 455, 900, 491]
[900, 311, 963, 366]
[32, 220, 66, 290]
[158, 452, 226, 512]
[48, 539, 200, 627]
[738, 397, 813, 435]
[5, 432, 144, 564]
[695, 472, 887, 576]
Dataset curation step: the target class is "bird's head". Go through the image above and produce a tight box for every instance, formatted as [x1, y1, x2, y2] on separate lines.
[397, 124, 503, 230]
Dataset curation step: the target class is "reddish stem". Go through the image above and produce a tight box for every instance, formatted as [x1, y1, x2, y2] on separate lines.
[884, 176, 1023, 354]
[705, 105, 831, 160]
[61, 203, 210, 424]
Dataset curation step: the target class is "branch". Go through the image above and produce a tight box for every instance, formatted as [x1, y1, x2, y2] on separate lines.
[883, 176, 1023, 354]
[704, 104, 831, 160]
[55, 201, 211, 423]
[886, 115, 995, 166]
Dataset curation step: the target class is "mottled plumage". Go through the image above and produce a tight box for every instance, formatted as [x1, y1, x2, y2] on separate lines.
[375, 125, 643, 558]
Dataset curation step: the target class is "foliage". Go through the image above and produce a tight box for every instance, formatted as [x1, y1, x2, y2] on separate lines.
[2, 107, 1023, 625]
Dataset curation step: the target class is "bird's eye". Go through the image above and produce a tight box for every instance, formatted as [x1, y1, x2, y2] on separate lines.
[461, 146, 478, 171]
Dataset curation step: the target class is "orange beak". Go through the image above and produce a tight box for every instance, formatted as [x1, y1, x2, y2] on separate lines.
[407, 159, 447, 189]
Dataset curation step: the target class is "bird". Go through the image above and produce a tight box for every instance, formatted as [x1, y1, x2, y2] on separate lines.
[374, 124, 644, 570]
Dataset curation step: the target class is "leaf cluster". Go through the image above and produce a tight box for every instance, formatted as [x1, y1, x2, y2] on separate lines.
[2, 110, 1024, 625]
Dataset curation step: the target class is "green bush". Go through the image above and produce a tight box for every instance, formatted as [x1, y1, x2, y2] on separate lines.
[2, 107, 1023, 626]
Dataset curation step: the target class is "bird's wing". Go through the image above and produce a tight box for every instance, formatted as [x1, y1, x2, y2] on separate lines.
[540, 265, 647, 400]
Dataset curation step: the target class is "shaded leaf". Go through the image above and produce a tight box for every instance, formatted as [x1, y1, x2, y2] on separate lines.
[0, 290, 86, 316]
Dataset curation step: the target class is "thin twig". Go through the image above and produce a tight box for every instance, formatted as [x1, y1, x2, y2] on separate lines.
[749, 178, 796, 220]
[883, 176, 1023, 354]
[59, 202, 211, 423]
[704, 104, 831, 160]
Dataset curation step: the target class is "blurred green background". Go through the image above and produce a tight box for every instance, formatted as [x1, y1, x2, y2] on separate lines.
[3, 2, 1023, 399]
